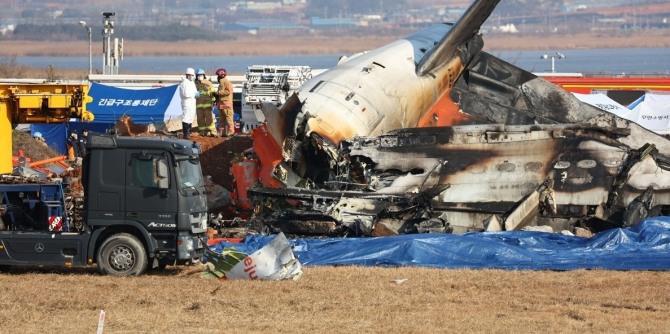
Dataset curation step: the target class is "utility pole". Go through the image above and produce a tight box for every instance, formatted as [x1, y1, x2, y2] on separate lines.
[102, 12, 115, 75]
[78, 21, 92, 75]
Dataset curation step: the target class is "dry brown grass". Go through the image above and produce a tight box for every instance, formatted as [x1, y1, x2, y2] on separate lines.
[1, 30, 668, 58]
[0, 265, 668, 333]
[0, 35, 399, 58]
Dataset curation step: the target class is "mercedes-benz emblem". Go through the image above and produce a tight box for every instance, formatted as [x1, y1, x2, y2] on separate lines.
[35, 243, 45, 253]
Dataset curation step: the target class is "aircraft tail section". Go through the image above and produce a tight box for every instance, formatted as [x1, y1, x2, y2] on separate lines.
[416, 0, 501, 76]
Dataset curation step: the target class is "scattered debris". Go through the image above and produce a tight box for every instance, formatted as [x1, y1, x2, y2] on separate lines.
[204, 233, 302, 280]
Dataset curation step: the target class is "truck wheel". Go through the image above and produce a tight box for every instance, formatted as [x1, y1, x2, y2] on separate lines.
[97, 233, 148, 276]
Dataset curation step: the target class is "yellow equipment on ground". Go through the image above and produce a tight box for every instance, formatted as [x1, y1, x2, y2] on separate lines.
[0, 82, 93, 174]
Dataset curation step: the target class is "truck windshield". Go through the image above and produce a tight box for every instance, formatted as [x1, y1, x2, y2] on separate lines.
[176, 154, 204, 191]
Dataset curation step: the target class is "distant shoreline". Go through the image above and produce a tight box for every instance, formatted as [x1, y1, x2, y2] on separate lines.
[2, 30, 667, 79]
[1, 30, 668, 58]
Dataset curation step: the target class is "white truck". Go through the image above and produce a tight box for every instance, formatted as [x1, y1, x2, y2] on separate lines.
[240, 65, 313, 133]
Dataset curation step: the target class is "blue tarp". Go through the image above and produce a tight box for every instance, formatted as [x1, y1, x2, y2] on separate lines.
[31, 83, 182, 155]
[31, 124, 69, 155]
[32, 122, 117, 155]
[210, 217, 670, 270]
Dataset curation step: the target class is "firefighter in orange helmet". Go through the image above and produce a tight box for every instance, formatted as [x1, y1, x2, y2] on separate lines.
[215, 68, 235, 137]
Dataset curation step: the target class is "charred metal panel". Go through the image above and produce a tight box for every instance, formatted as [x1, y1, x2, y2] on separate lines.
[342, 125, 630, 208]
[453, 52, 604, 125]
[247, 121, 670, 236]
[453, 51, 670, 161]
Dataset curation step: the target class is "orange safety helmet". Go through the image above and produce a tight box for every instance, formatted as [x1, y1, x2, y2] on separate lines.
[215, 68, 227, 77]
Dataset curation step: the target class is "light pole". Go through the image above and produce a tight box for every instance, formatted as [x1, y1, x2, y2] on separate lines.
[78, 21, 92, 75]
[102, 12, 115, 75]
[541, 52, 565, 73]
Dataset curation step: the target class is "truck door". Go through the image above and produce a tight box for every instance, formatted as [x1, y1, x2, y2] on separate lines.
[124, 150, 178, 228]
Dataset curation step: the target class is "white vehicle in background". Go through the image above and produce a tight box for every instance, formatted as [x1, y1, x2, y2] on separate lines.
[240, 65, 314, 132]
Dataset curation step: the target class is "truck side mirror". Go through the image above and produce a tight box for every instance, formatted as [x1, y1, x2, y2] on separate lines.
[156, 159, 169, 189]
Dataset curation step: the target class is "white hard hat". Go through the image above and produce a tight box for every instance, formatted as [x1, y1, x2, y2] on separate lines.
[185, 68, 195, 75]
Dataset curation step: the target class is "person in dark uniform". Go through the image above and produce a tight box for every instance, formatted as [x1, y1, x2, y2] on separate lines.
[78, 128, 88, 157]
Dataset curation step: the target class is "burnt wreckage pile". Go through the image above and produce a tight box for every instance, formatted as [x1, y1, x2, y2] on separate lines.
[248, 123, 669, 236]
[227, 0, 670, 238]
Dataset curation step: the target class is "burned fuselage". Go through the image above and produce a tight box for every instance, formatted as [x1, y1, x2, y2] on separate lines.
[249, 122, 670, 235]
[237, 0, 670, 236]
[257, 0, 500, 189]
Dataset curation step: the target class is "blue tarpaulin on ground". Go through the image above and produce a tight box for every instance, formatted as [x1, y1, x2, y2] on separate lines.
[210, 217, 670, 270]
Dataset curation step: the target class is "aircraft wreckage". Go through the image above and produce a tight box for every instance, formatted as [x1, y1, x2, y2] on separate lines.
[229, 0, 670, 236]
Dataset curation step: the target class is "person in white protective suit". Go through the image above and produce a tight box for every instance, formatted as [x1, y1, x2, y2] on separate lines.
[179, 67, 200, 139]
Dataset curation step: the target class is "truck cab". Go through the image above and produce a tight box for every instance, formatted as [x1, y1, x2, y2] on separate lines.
[0, 133, 208, 276]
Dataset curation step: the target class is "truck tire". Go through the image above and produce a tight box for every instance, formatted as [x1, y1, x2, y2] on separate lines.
[97, 233, 148, 276]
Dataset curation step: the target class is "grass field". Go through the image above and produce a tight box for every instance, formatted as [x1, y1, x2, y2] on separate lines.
[0, 265, 668, 333]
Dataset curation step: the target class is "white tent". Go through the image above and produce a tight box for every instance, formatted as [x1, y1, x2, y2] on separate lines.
[572, 92, 632, 118]
[574, 92, 670, 135]
[628, 93, 670, 135]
